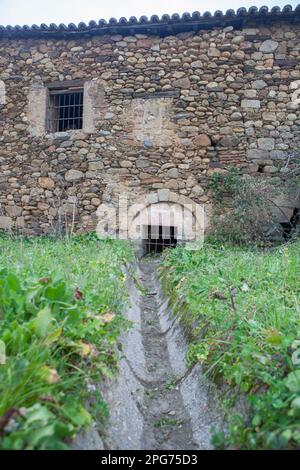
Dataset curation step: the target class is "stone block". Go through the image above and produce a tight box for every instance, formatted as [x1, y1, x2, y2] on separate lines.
[65, 170, 84, 181]
[194, 134, 211, 147]
[157, 189, 170, 202]
[241, 99, 261, 109]
[252, 80, 267, 89]
[6, 205, 22, 217]
[38, 177, 55, 189]
[258, 138, 275, 150]
[246, 149, 269, 160]
[259, 40, 279, 53]
[0, 216, 13, 229]
[88, 161, 104, 171]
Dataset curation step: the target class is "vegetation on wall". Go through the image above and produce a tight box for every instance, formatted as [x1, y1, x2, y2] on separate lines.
[209, 154, 300, 245]
[160, 241, 300, 449]
[0, 235, 133, 449]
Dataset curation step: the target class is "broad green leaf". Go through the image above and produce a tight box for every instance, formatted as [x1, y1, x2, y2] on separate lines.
[63, 403, 92, 428]
[44, 282, 66, 302]
[35, 306, 52, 337]
[45, 327, 62, 345]
[6, 273, 21, 292]
[26, 405, 54, 425]
[285, 370, 300, 393]
[291, 397, 300, 409]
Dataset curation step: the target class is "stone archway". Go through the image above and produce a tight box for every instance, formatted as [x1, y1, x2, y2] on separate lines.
[125, 190, 205, 253]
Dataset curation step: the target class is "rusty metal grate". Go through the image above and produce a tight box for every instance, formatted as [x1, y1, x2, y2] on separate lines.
[144, 225, 177, 254]
[48, 89, 83, 132]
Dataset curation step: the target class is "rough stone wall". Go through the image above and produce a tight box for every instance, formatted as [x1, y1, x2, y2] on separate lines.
[0, 20, 300, 234]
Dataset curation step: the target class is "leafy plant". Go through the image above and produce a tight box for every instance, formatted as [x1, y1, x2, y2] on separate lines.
[0, 235, 133, 449]
[160, 241, 300, 449]
[209, 154, 300, 245]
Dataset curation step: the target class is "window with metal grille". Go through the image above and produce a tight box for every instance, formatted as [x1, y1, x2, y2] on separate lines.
[143, 225, 177, 254]
[48, 88, 83, 132]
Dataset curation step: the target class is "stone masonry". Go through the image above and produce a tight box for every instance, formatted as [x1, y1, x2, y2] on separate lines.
[0, 7, 300, 234]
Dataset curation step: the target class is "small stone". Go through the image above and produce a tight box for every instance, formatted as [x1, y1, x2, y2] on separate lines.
[194, 134, 211, 147]
[0, 216, 12, 229]
[6, 205, 22, 217]
[165, 179, 179, 190]
[287, 113, 297, 121]
[207, 82, 220, 90]
[70, 46, 84, 52]
[151, 44, 160, 52]
[91, 198, 101, 206]
[244, 90, 257, 98]
[232, 35, 245, 44]
[120, 160, 132, 168]
[208, 47, 220, 58]
[241, 99, 261, 109]
[65, 169, 84, 181]
[158, 189, 170, 202]
[219, 135, 239, 147]
[60, 140, 73, 148]
[166, 168, 178, 178]
[262, 112, 276, 121]
[246, 149, 269, 160]
[258, 138, 275, 150]
[127, 56, 137, 64]
[259, 40, 279, 53]
[173, 77, 190, 88]
[104, 112, 114, 120]
[264, 165, 278, 174]
[290, 80, 300, 90]
[248, 163, 259, 173]
[232, 50, 245, 60]
[231, 112, 242, 120]
[191, 185, 204, 196]
[37, 202, 49, 211]
[270, 150, 286, 160]
[252, 80, 267, 90]
[88, 161, 104, 171]
[191, 60, 203, 68]
[38, 176, 55, 189]
[136, 159, 150, 168]
[143, 140, 153, 148]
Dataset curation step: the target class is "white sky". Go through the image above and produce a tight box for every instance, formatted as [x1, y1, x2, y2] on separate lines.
[0, 0, 298, 27]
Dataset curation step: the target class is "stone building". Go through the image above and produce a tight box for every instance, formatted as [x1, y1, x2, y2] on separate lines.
[0, 5, 300, 247]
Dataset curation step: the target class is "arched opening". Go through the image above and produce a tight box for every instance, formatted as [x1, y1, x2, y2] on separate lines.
[127, 192, 204, 255]
[143, 224, 177, 254]
[281, 208, 300, 239]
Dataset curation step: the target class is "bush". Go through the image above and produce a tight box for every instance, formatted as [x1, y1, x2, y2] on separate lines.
[209, 155, 300, 245]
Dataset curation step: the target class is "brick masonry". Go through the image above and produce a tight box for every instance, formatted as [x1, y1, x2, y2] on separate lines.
[0, 19, 300, 234]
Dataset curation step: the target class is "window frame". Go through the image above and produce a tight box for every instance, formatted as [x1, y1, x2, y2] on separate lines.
[46, 80, 85, 133]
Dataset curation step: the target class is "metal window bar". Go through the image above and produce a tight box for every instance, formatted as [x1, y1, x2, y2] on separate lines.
[48, 89, 83, 132]
[145, 225, 177, 254]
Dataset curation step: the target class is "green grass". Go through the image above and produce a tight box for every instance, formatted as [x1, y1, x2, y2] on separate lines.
[160, 241, 300, 449]
[0, 234, 133, 449]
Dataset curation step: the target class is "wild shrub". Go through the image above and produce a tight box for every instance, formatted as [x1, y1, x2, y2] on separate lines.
[209, 154, 300, 245]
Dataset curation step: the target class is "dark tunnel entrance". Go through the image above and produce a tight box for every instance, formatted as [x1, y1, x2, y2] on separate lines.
[281, 208, 300, 239]
[143, 225, 177, 254]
